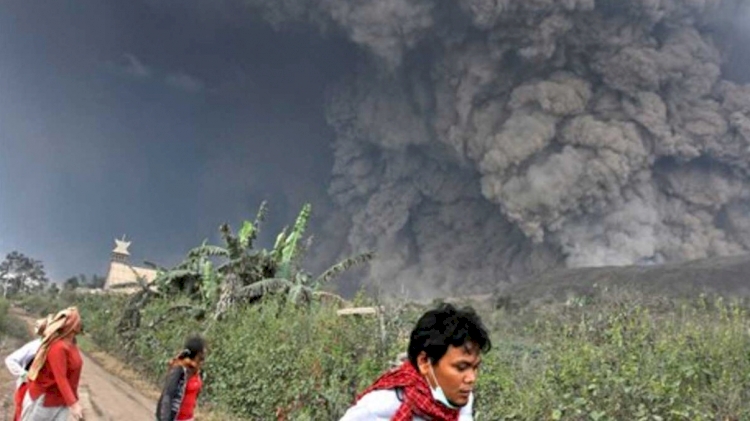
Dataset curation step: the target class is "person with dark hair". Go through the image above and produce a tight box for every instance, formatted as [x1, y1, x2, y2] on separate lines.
[340, 303, 491, 421]
[156, 335, 207, 421]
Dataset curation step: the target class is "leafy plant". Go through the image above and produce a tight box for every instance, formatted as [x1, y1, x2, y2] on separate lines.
[119, 202, 373, 331]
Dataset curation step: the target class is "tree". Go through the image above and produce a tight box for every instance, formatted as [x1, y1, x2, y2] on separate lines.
[235, 204, 374, 310]
[60, 273, 105, 290]
[86, 274, 106, 289]
[63, 276, 80, 291]
[119, 202, 375, 337]
[168, 202, 374, 320]
[0, 251, 49, 298]
[47, 283, 60, 295]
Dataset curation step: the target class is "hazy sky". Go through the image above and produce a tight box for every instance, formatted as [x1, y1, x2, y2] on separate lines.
[3, 0, 750, 288]
[0, 0, 356, 280]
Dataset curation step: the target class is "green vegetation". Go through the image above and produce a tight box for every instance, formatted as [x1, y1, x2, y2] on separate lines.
[67, 292, 406, 419]
[37, 290, 746, 420]
[0, 251, 49, 298]
[123, 202, 372, 332]
[0, 298, 30, 340]
[12, 203, 750, 419]
[475, 295, 750, 420]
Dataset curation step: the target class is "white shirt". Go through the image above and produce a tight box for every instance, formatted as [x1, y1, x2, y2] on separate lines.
[339, 389, 474, 421]
[4, 338, 41, 388]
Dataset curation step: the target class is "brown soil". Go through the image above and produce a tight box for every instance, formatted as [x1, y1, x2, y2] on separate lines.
[1, 335, 24, 421]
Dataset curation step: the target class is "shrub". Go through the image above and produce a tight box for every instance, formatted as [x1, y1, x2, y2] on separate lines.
[475, 297, 750, 420]
[0, 297, 31, 340]
[57, 289, 750, 420]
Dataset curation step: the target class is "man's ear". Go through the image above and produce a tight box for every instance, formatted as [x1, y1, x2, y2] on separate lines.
[417, 352, 439, 388]
[416, 351, 431, 377]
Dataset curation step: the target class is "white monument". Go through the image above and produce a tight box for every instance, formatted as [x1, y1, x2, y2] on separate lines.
[103, 235, 157, 293]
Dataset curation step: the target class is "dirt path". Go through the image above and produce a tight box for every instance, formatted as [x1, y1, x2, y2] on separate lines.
[7, 309, 157, 421]
[1, 336, 24, 421]
[76, 352, 156, 421]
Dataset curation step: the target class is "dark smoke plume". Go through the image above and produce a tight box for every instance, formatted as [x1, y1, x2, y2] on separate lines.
[244, 0, 750, 297]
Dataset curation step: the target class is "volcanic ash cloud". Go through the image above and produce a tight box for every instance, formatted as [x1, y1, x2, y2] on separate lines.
[247, 0, 750, 296]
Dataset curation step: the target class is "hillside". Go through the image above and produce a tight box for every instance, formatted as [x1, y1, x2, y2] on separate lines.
[496, 254, 750, 307]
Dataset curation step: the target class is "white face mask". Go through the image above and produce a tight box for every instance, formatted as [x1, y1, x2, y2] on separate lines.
[428, 363, 459, 409]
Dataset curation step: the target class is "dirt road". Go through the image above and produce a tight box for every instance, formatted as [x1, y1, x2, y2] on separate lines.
[75, 351, 156, 421]
[4, 309, 157, 421]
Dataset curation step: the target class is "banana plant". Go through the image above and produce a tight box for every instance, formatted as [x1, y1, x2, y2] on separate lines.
[132, 201, 374, 323]
[235, 251, 375, 307]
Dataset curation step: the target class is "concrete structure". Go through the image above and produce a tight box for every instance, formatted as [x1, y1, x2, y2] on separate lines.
[103, 236, 157, 293]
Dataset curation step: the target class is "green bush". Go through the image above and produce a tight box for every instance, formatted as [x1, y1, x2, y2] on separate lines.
[14, 292, 68, 317]
[475, 297, 750, 420]
[0, 297, 31, 340]
[71, 293, 404, 419]
[203, 299, 399, 419]
[57, 290, 750, 420]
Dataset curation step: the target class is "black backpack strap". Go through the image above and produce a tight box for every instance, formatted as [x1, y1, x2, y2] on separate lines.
[395, 387, 404, 402]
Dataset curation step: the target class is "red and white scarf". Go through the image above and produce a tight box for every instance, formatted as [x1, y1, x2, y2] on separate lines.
[356, 361, 460, 421]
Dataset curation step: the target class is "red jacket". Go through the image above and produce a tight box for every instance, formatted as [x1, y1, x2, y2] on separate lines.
[177, 372, 202, 420]
[28, 339, 82, 407]
[156, 364, 203, 421]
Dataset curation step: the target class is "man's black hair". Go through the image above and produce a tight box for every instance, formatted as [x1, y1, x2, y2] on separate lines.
[407, 303, 491, 368]
[180, 334, 207, 359]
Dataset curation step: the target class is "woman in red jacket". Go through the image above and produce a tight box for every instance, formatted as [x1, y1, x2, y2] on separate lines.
[156, 335, 207, 421]
[4, 315, 52, 421]
[21, 306, 84, 421]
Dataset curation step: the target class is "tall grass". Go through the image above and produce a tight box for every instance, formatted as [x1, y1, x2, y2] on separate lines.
[0, 297, 31, 340]
[39, 290, 750, 420]
[477, 296, 750, 420]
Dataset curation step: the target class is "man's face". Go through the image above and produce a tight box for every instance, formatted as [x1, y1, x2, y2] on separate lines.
[419, 342, 482, 407]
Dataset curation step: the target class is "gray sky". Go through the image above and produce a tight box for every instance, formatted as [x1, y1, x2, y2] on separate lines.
[0, 0, 356, 280]
[3, 0, 750, 289]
